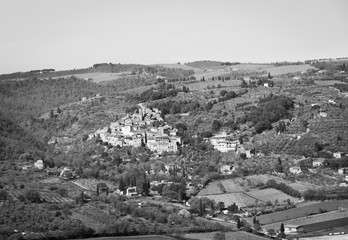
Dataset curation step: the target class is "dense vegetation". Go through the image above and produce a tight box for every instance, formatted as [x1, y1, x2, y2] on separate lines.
[0, 76, 114, 122]
[241, 94, 294, 133]
[0, 111, 47, 161]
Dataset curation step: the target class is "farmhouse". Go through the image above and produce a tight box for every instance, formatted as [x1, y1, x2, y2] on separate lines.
[34, 160, 44, 170]
[333, 152, 345, 159]
[220, 165, 235, 175]
[210, 132, 239, 152]
[126, 187, 138, 196]
[338, 168, 348, 175]
[312, 158, 325, 168]
[284, 225, 301, 234]
[289, 166, 302, 174]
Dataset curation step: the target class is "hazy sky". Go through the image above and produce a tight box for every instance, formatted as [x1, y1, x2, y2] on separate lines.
[1, 0, 347, 73]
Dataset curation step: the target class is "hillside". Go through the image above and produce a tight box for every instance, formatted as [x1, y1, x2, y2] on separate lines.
[0, 111, 46, 161]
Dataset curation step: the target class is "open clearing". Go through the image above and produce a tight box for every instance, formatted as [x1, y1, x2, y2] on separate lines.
[51, 72, 131, 83]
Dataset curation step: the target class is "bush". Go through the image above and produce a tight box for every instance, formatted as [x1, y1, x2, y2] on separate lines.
[25, 189, 41, 203]
[0, 189, 8, 200]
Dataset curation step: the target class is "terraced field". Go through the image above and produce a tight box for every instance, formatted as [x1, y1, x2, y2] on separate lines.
[9, 189, 73, 203]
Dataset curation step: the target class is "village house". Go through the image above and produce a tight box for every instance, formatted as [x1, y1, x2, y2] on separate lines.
[220, 165, 235, 175]
[210, 132, 239, 152]
[284, 225, 301, 234]
[126, 187, 138, 196]
[312, 158, 325, 168]
[333, 152, 345, 159]
[338, 167, 348, 175]
[289, 166, 302, 174]
[34, 160, 44, 170]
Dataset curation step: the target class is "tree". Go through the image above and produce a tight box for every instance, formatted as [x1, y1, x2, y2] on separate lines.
[237, 218, 241, 229]
[220, 90, 227, 97]
[280, 223, 285, 233]
[119, 178, 126, 194]
[107, 127, 111, 134]
[227, 203, 239, 213]
[212, 120, 222, 132]
[25, 189, 41, 203]
[216, 201, 225, 213]
[57, 107, 62, 114]
[0, 189, 8, 200]
[50, 109, 54, 118]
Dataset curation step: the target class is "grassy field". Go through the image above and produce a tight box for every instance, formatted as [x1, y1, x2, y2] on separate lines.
[203, 192, 260, 207]
[198, 181, 223, 196]
[250, 200, 348, 225]
[152, 63, 201, 72]
[232, 63, 274, 71]
[247, 188, 301, 204]
[219, 179, 243, 192]
[185, 79, 241, 91]
[264, 64, 314, 76]
[184, 231, 268, 240]
[78, 235, 177, 240]
[315, 80, 348, 86]
[263, 210, 348, 230]
[51, 72, 130, 83]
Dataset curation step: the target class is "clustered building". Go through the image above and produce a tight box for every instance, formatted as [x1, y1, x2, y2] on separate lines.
[91, 104, 181, 154]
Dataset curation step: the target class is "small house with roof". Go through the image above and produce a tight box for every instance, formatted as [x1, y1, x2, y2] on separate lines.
[312, 158, 325, 168]
[289, 166, 302, 174]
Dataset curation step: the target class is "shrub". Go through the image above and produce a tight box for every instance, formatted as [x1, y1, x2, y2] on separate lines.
[25, 189, 41, 203]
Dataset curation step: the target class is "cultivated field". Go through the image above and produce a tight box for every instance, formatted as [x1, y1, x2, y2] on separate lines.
[250, 200, 348, 225]
[263, 210, 348, 230]
[238, 174, 317, 192]
[247, 188, 301, 204]
[232, 63, 274, 71]
[185, 79, 241, 91]
[204, 192, 260, 208]
[73, 178, 117, 191]
[264, 64, 314, 76]
[315, 80, 348, 86]
[219, 179, 243, 192]
[51, 72, 131, 83]
[184, 231, 268, 240]
[9, 189, 74, 203]
[198, 177, 301, 207]
[153, 63, 201, 72]
[198, 181, 223, 196]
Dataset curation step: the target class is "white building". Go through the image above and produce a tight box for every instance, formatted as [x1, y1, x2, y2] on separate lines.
[34, 160, 44, 170]
[289, 166, 302, 174]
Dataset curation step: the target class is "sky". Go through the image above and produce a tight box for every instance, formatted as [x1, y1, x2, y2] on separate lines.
[0, 0, 348, 73]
